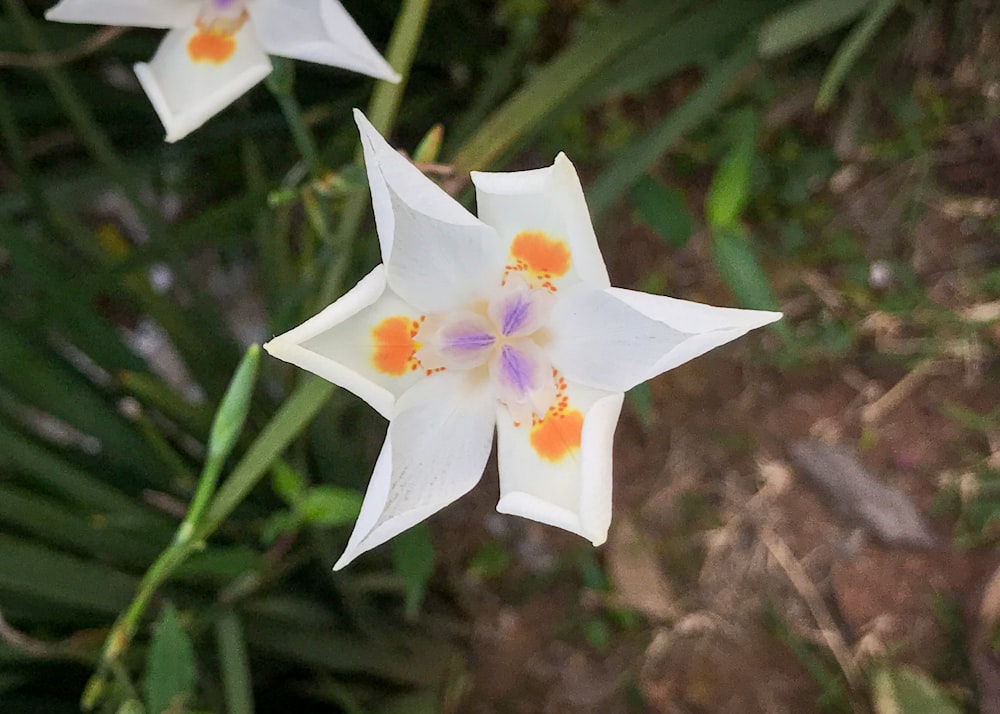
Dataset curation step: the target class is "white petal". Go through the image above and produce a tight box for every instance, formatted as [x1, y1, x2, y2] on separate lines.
[134, 25, 272, 143]
[354, 109, 486, 263]
[495, 382, 621, 545]
[248, 0, 399, 82]
[471, 153, 610, 289]
[334, 371, 497, 569]
[384, 186, 506, 313]
[545, 283, 687, 393]
[607, 287, 783, 375]
[45, 0, 200, 28]
[264, 266, 425, 418]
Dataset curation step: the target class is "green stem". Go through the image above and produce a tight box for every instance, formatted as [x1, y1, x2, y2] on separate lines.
[313, 0, 431, 310]
[267, 59, 324, 179]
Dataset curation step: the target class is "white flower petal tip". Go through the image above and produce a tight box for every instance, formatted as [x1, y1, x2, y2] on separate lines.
[247, 0, 400, 83]
[45, 0, 201, 28]
[270, 116, 782, 567]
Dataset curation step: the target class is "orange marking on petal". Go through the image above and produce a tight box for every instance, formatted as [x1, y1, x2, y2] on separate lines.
[510, 231, 571, 278]
[372, 316, 417, 376]
[530, 409, 583, 462]
[187, 29, 237, 65]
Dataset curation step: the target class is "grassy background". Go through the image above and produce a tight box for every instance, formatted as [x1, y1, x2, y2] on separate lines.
[1, 0, 999, 712]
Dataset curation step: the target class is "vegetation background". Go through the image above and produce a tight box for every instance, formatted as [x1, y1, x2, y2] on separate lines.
[0, 0, 999, 712]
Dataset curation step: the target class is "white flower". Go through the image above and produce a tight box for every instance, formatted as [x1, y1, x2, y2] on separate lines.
[265, 110, 782, 569]
[46, 0, 400, 142]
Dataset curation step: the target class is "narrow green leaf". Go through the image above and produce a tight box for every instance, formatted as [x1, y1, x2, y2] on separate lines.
[215, 610, 255, 714]
[758, 0, 871, 57]
[450, 1, 687, 171]
[0, 535, 135, 615]
[710, 227, 780, 312]
[706, 109, 758, 229]
[815, 0, 900, 110]
[270, 461, 306, 505]
[207, 345, 260, 461]
[629, 177, 692, 248]
[296, 487, 363, 527]
[144, 604, 197, 714]
[0, 485, 162, 568]
[391, 524, 435, 621]
[710, 227, 793, 346]
[871, 666, 962, 714]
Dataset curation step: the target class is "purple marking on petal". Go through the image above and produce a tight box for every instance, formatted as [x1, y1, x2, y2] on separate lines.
[212, 0, 237, 8]
[500, 293, 532, 336]
[499, 344, 534, 397]
[444, 330, 495, 352]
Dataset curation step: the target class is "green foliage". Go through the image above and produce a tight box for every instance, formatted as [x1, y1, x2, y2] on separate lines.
[143, 604, 197, 714]
[870, 666, 962, 714]
[0, 0, 948, 709]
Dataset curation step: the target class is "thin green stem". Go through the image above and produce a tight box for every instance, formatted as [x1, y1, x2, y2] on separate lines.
[269, 76, 324, 179]
[313, 0, 432, 310]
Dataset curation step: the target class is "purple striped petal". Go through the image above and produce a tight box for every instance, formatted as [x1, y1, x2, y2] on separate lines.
[488, 273, 554, 339]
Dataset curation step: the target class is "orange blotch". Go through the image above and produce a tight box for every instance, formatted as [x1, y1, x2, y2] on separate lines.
[187, 29, 237, 65]
[371, 316, 418, 376]
[529, 409, 583, 462]
[510, 231, 571, 278]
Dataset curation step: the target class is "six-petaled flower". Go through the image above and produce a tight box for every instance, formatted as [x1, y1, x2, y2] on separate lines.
[264, 110, 782, 569]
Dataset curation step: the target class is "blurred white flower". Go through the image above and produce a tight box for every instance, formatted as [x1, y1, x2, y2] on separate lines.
[265, 110, 782, 568]
[46, 0, 400, 142]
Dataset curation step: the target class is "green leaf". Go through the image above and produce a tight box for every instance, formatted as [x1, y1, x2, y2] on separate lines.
[270, 461, 306, 505]
[391, 524, 435, 621]
[296, 487, 363, 527]
[207, 345, 260, 461]
[144, 604, 197, 714]
[629, 177, 692, 247]
[815, 0, 900, 110]
[758, 0, 872, 58]
[215, 610, 255, 714]
[706, 109, 758, 229]
[710, 227, 780, 312]
[0, 534, 135, 615]
[710, 227, 792, 347]
[871, 666, 962, 714]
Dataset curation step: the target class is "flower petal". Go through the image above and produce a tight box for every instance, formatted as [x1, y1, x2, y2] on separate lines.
[247, 0, 399, 82]
[607, 287, 783, 376]
[416, 311, 495, 370]
[264, 266, 424, 418]
[495, 381, 622, 545]
[333, 371, 497, 569]
[134, 24, 272, 143]
[45, 0, 200, 28]
[471, 153, 610, 290]
[545, 283, 687, 393]
[354, 109, 485, 263]
[384, 185, 506, 314]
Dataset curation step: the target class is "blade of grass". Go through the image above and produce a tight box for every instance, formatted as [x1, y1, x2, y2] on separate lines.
[758, 0, 871, 58]
[0, 535, 136, 616]
[815, 0, 900, 110]
[215, 610, 255, 714]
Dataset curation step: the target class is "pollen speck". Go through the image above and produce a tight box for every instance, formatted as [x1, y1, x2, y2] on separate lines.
[530, 409, 583, 461]
[187, 29, 237, 64]
[372, 316, 418, 376]
[510, 231, 571, 279]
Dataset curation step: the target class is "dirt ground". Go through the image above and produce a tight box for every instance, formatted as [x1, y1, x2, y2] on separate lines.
[431, 47, 1000, 712]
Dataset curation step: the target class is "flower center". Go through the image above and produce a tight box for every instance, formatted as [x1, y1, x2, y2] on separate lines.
[404, 274, 559, 422]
